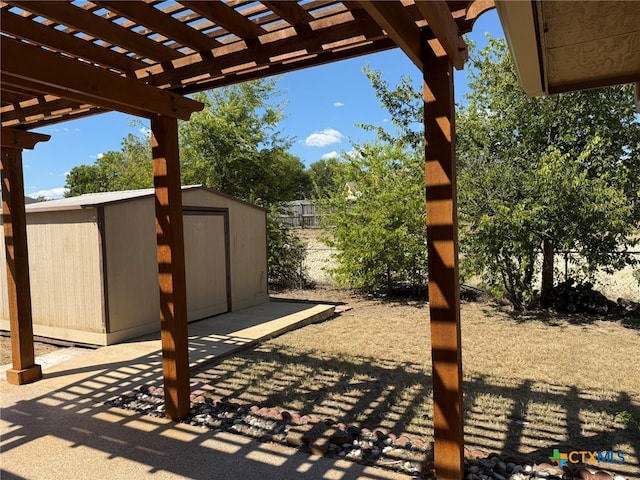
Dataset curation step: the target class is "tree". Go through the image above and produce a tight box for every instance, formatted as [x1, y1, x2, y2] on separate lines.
[318, 66, 427, 295]
[306, 157, 341, 198]
[179, 79, 308, 204]
[320, 142, 427, 295]
[457, 37, 640, 308]
[65, 133, 151, 196]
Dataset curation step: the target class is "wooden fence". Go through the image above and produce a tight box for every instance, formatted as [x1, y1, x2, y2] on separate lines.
[277, 200, 322, 228]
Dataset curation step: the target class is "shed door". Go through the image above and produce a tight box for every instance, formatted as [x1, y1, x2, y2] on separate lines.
[184, 212, 229, 321]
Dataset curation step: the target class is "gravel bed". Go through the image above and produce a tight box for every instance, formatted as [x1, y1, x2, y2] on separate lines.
[108, 385, 630, 480]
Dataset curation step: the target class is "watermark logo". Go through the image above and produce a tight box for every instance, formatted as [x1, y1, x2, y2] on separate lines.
[549, 449, 625, 467]
[549, 449, 568, 467]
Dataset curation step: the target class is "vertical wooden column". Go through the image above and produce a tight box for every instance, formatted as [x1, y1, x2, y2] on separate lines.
[422, 35, 464, 479]
[1, 129, 49, 385]
[151, 115, 190, 421]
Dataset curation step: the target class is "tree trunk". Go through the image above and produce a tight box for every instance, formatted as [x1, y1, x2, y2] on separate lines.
[541, 238, 554, 307]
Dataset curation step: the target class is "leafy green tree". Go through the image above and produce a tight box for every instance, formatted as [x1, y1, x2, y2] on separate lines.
[457, 37, 640, 308]
[65, 133, 151, 196]
[179, 79, 308, 204]
[321, 142, 427, 294]
[306, 157, 341, 198]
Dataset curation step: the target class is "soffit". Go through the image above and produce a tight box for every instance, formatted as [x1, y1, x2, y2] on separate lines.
[498, 0, 640, 96]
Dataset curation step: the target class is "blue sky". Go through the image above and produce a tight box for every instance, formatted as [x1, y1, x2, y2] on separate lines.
[23, 10, 504, 199]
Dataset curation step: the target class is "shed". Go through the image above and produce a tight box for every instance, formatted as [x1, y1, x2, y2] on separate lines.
[0, 186, 268, 346]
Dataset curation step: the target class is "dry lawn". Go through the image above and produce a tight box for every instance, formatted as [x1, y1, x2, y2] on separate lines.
[192, 287, 640, 477]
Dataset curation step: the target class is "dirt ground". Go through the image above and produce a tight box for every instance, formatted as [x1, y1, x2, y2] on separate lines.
[192, 287, 640, 477]
[0, 334, 61, 365]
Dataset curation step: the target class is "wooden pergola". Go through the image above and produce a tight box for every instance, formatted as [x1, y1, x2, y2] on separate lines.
[2, 2, 637, 479]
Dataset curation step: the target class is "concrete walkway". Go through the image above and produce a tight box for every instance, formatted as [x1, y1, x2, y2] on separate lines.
[1, 301, 410, 480]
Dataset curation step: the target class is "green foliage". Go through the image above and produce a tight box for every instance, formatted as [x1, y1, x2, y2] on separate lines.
[267, 207, 309, 289]
[306, 157, 341, 198]
[320, 142, 427, 294]
[179, 79, 309, 204]
[457, 37, 640, 309]
[65, 133, 152, 196]
[359, 65, 422, 149]
[615, 410, 640, 426]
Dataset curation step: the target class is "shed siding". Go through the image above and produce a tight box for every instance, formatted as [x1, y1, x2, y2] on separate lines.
[184, 213, 228, 319]
[103, 199, 159, 335]
[183, 190, 268, 310]
[0, 209, 103, 334]
[1, 187, 268, 345]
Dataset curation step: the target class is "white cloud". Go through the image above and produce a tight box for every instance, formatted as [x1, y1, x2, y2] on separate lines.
[321, 151, 339, 160]
[304, 128, 344, 147]
[345, 148, 361, 159]
[29, 187, 68, 200]
[139, 126, 151, 137]
[334, 102, 345, 108]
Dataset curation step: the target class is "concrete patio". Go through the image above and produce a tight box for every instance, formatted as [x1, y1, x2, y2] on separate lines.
[0, 301, 410, 479]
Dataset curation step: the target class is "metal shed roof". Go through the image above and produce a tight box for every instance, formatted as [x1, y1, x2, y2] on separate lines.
[2, 185, 266, 213]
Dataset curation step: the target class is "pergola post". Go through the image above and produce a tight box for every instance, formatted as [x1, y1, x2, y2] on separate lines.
[151, 115, 191, 421]
[422, 32, 465, 479]
[1, 128, 50, 385]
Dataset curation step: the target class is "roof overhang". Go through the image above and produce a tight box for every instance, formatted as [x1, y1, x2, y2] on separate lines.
[496, 0, 640, 96]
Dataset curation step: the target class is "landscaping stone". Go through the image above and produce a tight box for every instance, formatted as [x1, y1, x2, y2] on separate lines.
[107, 385, 631, 480]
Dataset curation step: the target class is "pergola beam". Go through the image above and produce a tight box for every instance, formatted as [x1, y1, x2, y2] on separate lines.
[144, 10, 387, 89]
[1, 37, 203, 121]
[415, 0, 468, 70]
[357, 0, 422, 70]
[262, 1, 315, 28]
[1, 128, 51, 150]
[1, 127, 50, 385]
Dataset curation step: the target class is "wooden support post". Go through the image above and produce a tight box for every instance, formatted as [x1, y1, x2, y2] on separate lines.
[1, 147, 42, 385]
[422, 31, 464, 479]
[151, 115, 190, 421]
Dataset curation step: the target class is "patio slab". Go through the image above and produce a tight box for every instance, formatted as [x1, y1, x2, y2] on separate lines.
[1, 300, 411, 479]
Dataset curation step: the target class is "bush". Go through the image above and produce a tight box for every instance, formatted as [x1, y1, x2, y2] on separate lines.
[267, 210, 309, 289]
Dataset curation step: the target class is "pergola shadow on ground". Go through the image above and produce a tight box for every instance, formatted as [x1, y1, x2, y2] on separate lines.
[190, 347, 640, 478]
[2, 341, 638, 479]
[0, 354, 409, 480]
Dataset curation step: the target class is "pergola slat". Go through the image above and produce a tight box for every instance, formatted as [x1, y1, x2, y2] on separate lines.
[0, 7, 147, 75]
[95, 1, 221, 53]
[181, 1, 266, 40]
[7, 0, 184, 62]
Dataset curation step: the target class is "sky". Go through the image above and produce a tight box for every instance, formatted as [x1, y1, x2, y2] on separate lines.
[22, 10, 505, 200]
